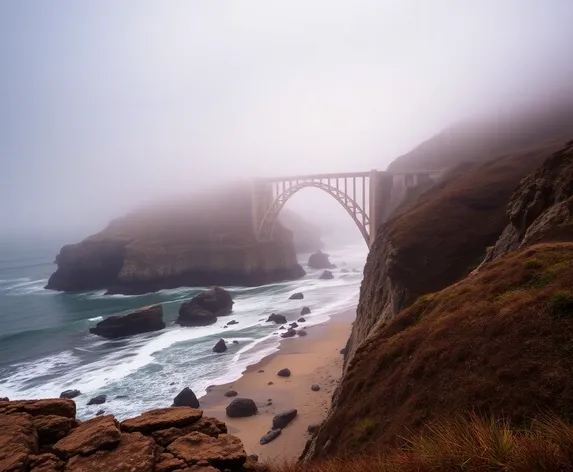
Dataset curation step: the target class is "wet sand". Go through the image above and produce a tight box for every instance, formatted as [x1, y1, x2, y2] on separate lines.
[200, 309, 354, 462]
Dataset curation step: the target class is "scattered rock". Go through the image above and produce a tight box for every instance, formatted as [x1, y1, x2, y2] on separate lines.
[213, 339, 227, 353]
[65, 432, 155, 472]
[266, 313, 287, 324]
[96, 409, 105, 416]
[281, 328, 296, 338]
[298, 330, 308, 336]
[298, 317, 307, 322]
[225, 398, 258, 418]
[258, 370, 264, 373]
[279, 326, 286, 330]
[308, 250, 336, 269]
[172, 388, 200, 408]
[300, 307, 311, 316]
[272, 409, 297, 429]
[277, 368, 291, 377]
[259, 429, 281, 445]
[289, 322, 299, 328]
[340, 348, 347, 355]
[60, 390, 81, 400]
[115, 395, 128, 399]
[311, 384, 320, 392]
[268, 382, 274, 385]
[167, 431, 246, 470]
[232, 340, 239, 345]
[289, 292, 304, 300]
[307, 424, 319, 434]
[224, 391, 238, 398]
[319, 270, 334, 280]
[53, 415, 120, 458]
[89, 305, 165, 339]
[226, 320, 238, 325]
[87, 395, 107, 406]
[176, 287, 233, 327]
[121, 407, 202, 433]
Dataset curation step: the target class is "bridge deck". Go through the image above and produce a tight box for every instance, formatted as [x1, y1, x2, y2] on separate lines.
[258, 169, 439, 182]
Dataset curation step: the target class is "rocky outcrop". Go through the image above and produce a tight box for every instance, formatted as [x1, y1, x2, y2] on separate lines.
[45, 187, 306, 294]
[0, 399, 266, 472]
[344, 143, 560, 364]
[308, 251, 335, 270]
[479, 141, 573, 264]
[89, 305, 165, 339]
[176, 288, 233, 327]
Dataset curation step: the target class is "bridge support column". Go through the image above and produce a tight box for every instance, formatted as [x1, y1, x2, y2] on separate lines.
[251, 180, 273, 238]
[369, 170, 394, 246]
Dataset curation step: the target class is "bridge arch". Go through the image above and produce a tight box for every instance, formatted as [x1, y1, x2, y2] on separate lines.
[257, 180, 371, 246]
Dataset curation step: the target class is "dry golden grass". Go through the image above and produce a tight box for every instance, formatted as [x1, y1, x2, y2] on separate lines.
[271, 414, 573, 471]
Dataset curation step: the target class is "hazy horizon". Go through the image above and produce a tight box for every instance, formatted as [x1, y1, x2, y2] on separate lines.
[2, 1, 573, 237]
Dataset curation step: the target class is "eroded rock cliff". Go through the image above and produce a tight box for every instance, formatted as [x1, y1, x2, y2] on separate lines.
[46, 186, 306, 294]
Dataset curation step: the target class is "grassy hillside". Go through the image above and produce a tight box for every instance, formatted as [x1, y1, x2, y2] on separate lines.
[308, 242, 573, 458]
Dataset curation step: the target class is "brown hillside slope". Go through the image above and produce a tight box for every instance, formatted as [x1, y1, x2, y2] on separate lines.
[388, 100, 573, 172]
[482, 141, 573, 264]
[346, 141, 562, 362]
[302, 242, 573, 460]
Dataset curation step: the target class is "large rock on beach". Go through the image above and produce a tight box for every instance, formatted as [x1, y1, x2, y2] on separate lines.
[277, 368, 291, 377]
[308, 250, 335, 270]
[272, 409, 298, 429]
[260, 429, 281, 445]
[89, 305, 165, 339]
[172, 388, 200, 408]
[225, 398, 258, 418]
[176, 287, 233, 327]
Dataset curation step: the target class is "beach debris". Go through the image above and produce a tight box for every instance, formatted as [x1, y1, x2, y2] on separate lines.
[96, 409, 105, 416]
[319, 270, 334, 280]
[272, 409, 297, 429]
[60, 389, 81, 399]
[298, 317, 307, 322]
[172, 387, 200, 408]
[289, 292, 304, 300]
[311, 384, 321, 392]
[260, 428, 281, 445]
[298, 330, 308, 336]
[289, 322, 299, 328]
[87, 395, 107, 406]
[224, 390, 238, 398]
[213, 339, 227, 353]
[226, 398, 258, 418]
[277, 368, 291, 377]
[307, 424, 319, 434]
[266, 313, 287, 324]
[300, 307, 311, 316]
[226, 320, 239, 325]
[281, 328, 297, 338]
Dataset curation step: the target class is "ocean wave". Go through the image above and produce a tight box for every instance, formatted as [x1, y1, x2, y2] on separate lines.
[88, 316, 103, 322]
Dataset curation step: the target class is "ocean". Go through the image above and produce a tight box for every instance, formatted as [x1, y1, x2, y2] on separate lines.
[0, 236, 366, 420]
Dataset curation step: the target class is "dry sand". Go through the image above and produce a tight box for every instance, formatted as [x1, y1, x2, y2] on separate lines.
[200, 310, 354, 462]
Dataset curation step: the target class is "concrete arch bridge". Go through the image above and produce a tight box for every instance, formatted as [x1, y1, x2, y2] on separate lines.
[251, 169, 437, 248]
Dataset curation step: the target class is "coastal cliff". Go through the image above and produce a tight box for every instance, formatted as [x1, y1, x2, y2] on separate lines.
[46, 186, 306, 294]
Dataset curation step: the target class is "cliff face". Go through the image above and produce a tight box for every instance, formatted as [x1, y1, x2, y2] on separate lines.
[344, 143, 558, 362]
[303, 242, 573, 459]
[46, 186, 306, 294]
[481, 141, 573, 263]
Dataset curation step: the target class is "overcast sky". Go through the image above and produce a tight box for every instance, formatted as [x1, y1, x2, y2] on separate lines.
[2, 1, 573, 237]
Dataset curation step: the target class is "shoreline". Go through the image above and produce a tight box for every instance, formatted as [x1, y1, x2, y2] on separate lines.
[199, 308, 354, 461]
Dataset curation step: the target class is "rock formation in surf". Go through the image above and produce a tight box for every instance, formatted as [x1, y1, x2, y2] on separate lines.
[89, 305, 165, 339]
[0, 398, 267, 472]
[45, 185, 306, 295]
[176, 287, 233, 327]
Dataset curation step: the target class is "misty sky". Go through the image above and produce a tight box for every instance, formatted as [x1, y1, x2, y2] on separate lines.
[2, 1, 573, 236]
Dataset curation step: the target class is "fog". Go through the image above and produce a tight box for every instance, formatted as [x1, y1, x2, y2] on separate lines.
[2, 1, 573, 237]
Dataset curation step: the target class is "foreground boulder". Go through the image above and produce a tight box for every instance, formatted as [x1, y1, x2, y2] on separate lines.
[226, 398, 258, 418]
[0, 399, 262, 472]
[308, 250, 335, 269]
[176, 287, 233, 327]
[89, 305, 165, 339]
[172, 388, 200, 408]
[266, 313, 287, 324]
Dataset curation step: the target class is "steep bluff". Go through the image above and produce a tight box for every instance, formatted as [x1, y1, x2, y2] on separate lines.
[481, 141, 573, 263]
[46, 186, 306, 294]
[345, 142, 559, 362]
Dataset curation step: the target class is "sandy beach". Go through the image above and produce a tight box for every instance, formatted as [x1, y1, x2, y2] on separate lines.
[200, 309, 354, 461]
